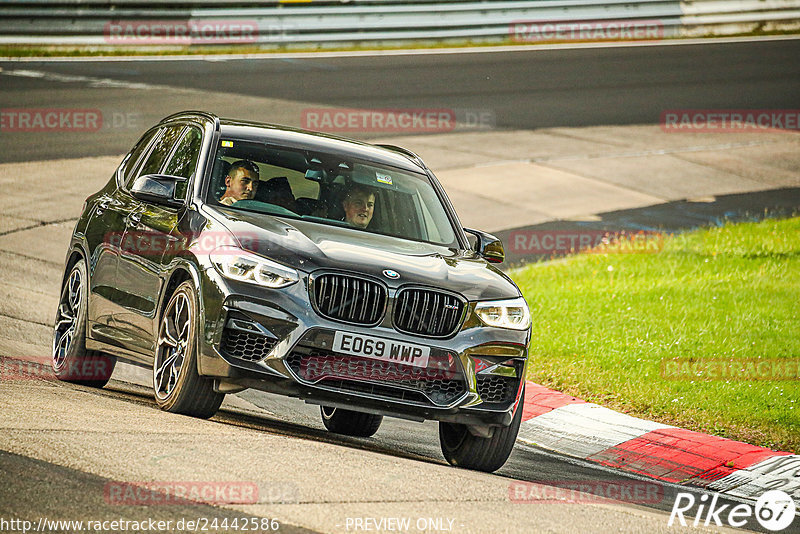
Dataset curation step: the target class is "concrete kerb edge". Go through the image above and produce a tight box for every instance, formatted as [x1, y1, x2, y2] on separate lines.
[516, 379, 799, 504]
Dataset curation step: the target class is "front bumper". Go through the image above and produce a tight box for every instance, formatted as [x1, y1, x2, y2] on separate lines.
[196, 266, 529, 428]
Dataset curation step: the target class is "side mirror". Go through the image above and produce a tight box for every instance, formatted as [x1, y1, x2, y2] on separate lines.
[464, 228, 504, 264]
[130, 174, 186, 208]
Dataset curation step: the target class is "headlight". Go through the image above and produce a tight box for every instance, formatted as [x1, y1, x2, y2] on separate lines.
[474, 297, 531, 330]
[210, 246, 298, 288]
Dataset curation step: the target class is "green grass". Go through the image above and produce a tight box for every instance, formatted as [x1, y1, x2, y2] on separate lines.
[511, 216, 800, 453]
[0, 40, 518, 58]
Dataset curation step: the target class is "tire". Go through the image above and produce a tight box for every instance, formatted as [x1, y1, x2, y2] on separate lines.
[320, 406, 383, 437]
[153, 280, 224, 419]
[52, 260, 116, 387]
[439, 388, 524, 473]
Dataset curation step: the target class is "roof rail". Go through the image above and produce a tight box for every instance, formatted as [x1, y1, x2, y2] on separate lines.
[375, 144, 427, 170]
[161, 110, 220, 130]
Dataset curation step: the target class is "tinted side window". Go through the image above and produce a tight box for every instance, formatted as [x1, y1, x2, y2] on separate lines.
[163, 127, 202, 200]
[164, 127, 202, 179]
[122, 128, 159, 186]
[137, 125, 185, 179]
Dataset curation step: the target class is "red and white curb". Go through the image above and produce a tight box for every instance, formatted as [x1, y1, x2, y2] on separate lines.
[517, 381, 799, 502]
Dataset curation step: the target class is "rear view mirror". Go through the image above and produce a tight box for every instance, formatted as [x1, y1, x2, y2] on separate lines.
[305, 169, 326, 182]
[464, 228, 504, 264]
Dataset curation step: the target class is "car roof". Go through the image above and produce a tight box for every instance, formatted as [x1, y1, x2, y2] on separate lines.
[213, 118, 427, 174]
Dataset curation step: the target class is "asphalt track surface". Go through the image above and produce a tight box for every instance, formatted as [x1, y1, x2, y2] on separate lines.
[20, 40, 800, 124]
[0, 367, 770, 533]
[1, 39, 799, 533]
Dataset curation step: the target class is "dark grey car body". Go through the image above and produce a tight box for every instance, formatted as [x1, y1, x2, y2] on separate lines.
[60, 111, 530, 455]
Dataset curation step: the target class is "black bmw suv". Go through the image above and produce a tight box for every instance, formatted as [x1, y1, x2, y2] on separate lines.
[53, 111, 531, 472]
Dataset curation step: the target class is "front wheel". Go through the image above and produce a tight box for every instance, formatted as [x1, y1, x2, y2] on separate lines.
[439, 390, 524, 472]
[52, 260, 115, 387]
[153, 281, 223, 419]
[321, 406, 383, 437]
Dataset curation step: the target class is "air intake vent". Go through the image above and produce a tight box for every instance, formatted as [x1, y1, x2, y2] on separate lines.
[313, 273, 386, 325]
[220, 329, 276, 362]
[393, 288, 464, 337]
[477, 375, 517, 405]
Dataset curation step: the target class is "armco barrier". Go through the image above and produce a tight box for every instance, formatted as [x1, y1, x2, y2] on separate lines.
[680, 0, 800, 36]
[0, 0, 797, 46]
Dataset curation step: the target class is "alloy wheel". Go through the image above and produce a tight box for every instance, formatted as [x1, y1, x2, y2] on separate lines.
[154, 291, 192, 400]
[53, 267, 83, 371]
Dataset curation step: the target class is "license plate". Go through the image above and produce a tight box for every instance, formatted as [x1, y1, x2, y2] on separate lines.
[332, 331, 430, 368]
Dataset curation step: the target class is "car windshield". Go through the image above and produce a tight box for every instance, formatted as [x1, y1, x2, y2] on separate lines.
[206, 139, 458, 247]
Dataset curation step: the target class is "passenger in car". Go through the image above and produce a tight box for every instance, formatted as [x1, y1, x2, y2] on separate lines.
[341, 184, 375, 229]
[219, 160, 259, 205]
[255, 176, 298, 213]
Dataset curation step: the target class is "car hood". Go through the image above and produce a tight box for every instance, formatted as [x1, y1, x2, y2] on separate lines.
[212, 208, 520, 301]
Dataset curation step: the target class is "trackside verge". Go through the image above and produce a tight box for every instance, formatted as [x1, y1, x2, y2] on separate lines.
[518, 381, 798, 503]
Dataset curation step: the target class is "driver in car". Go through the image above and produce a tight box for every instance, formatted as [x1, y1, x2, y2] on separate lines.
[220, 160, 260, 206]
[342, 185, 375, 229]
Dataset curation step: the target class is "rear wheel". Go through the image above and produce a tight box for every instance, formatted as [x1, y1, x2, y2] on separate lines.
[52, 260, 115, 387]
[439, 389, 524, 472]
[320, 406, 383, 437]
[153, 280, 223, 419]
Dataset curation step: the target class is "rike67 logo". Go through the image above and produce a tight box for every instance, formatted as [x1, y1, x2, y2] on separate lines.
[669, 490, 796, 531]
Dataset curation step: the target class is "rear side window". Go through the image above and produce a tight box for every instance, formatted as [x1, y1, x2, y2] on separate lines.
[122, 128, 159, 186]
[136, 125, 185, 180]
[163, 126, 203, 200]
[164, 127, 202, 179]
